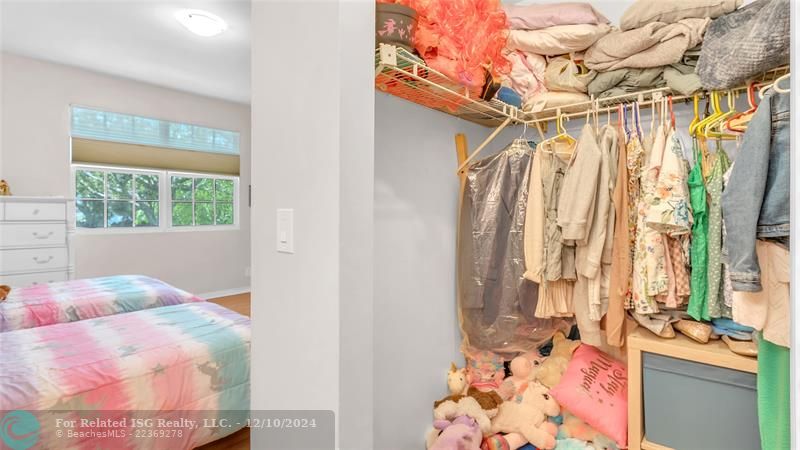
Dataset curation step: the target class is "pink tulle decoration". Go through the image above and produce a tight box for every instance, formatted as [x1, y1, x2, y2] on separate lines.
[378, 0, 510, 92]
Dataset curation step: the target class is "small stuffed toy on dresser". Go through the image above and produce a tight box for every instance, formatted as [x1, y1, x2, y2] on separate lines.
[0, 179, 11, 196]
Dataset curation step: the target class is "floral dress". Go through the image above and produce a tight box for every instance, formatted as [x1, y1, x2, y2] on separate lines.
[646, 129, 693, 307]
[631, 126, 667, 314]
[625, 131, 645, 311]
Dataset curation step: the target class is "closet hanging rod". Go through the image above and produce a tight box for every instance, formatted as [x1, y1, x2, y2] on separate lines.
[521, 65, 790, 125]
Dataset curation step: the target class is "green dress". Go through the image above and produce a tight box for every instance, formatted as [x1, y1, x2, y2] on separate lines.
[705, 147, 732, 320]
[687, 139, 707, 321]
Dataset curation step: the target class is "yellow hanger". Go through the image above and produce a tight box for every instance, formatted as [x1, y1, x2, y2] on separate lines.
[691, 92, 723, 137]
[539, 110, 576, 158]
[706, 90, 738, 140]
[689, 94, 701, 135]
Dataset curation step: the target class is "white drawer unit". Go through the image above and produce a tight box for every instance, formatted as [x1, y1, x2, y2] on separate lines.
[2, 270, 69, 288]
[4, 201, 67, 222]
[0, 197, 73, 287]
[0, 248, 69, 274]
[0, 223, 67, 248]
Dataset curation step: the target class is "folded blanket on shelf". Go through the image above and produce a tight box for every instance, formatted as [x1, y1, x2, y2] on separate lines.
[587, 63, 700, 99]
[501, 49, 547, 104]
[503, 2, 609, 30]
[524, 91, 591, 114]
[620, 0, 741, 31]
[585, 18, 709, 71]
[508, 23, 612, 57]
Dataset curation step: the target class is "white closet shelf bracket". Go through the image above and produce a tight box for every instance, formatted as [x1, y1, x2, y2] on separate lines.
[455, 117, 513, 175]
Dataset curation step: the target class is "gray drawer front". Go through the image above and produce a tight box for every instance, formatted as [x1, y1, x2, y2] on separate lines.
[643, 353, 759, 450]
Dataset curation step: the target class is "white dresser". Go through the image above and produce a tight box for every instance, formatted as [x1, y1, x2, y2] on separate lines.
[0, 197, 74, 287]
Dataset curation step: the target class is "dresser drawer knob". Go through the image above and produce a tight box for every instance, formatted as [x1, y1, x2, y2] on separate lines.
[32, 231, 54, 239]
[32, 209, 40, 215]
[33, 256, 54, 264]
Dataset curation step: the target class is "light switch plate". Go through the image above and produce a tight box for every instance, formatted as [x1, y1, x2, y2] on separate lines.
[276, 209, 294, 254]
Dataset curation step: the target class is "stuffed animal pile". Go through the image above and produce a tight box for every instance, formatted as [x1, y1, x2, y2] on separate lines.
[425, 332, 624, 450]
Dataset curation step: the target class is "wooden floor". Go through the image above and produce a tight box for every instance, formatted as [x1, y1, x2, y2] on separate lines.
[198, 293, 251, 450]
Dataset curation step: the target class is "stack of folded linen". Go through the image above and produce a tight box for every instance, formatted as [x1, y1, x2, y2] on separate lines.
[499, 2, 611, 112]
[584, 0, 741, 98]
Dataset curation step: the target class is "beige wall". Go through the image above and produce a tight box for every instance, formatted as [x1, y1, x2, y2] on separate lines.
[0, 52, 251, 296]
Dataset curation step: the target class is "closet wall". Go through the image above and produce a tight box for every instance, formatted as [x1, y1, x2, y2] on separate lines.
[374, 92, 521, 448]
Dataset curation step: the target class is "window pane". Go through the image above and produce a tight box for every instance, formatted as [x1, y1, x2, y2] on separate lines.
[135, 174, 159, 200]
[76, 200, 104, 228]
[215, 179, 234, 201]
[172, 203, 193, 226]
[135, 202, 159, 227]
[76, 170, 104, 199]
[171, 176, 193, 201]
[195, 202, 214, 225]
[216, 202, 234, 225]
[195, 178, 214, 202]
[108, 173, 133, 200]
[108, 201, 133, 227]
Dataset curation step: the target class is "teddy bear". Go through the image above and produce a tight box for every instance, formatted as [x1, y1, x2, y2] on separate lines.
[0, 180, 10, 196]
[490, 381, 560, 449]
[535, 332, 580, 388]
[0, 285, 10, 302]
[429, 394, 495, 444]
[426, 415, 483, 450]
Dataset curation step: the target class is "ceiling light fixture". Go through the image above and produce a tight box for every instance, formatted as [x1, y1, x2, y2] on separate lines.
[175, 9, 228, 37]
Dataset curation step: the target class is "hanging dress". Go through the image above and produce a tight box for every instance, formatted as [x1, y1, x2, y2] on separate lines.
[687, 138, 709, 321]
[705, 146, 732, 319]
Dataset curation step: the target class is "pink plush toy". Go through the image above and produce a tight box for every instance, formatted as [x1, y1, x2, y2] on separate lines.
[427, 415, 482, 450]
[464, 349, 506, 392]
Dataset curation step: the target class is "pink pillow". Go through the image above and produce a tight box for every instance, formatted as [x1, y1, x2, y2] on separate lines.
[503, 3, 609, 30]
[549, 344, 627, 448]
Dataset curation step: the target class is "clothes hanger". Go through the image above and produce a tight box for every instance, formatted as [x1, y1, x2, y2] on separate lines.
[689, 94, 701, 136]
[667, 96, 676, 130]
[539, 109, 576, 158]
[706, 91, 738, 140]
[726, 82, 759, 132]
[692, 92, 723, 137]
[773, 72, 790, 93]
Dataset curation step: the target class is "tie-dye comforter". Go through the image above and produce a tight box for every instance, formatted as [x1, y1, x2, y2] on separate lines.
[0, 301, 250, 449]
[0, 275, 203, 332]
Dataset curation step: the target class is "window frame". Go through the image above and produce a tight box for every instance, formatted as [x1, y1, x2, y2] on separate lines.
[166, 170, 240, 232]
[71, 164, 239, 234]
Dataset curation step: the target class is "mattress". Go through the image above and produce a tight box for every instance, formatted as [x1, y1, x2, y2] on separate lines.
[0, 301, 250, 449]
[0, 275, 203, 332]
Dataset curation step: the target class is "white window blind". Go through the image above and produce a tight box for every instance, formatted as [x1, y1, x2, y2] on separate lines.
[71, 106, 240, 155]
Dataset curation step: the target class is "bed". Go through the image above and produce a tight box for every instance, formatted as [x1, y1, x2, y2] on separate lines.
[0, 275, 203, 332]
[0, 277, 250, 449]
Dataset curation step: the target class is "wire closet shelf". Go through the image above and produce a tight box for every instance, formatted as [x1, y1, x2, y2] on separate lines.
[375, 44, 789, 128]
[375, 44, 524, 127]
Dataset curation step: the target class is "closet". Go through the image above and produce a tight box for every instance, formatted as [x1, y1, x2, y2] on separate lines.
[374, 0, 791, 449]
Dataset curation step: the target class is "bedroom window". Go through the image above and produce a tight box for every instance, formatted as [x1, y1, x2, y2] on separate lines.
[169, 173, 237, 227]
[75, 167, 162, 229]
[73, 165, 238, 232]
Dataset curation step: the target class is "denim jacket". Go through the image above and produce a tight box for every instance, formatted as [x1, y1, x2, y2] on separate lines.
[722, 80, 790, 292]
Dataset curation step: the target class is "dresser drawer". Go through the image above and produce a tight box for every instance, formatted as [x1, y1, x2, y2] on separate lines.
[0, 223, 67, 248]
[4, 202, 66, 221]
[0, 247, 68, 274]
[0, 270, 69, 288]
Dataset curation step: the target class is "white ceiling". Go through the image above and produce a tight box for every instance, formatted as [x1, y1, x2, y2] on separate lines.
[1, 0, 251, 104]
